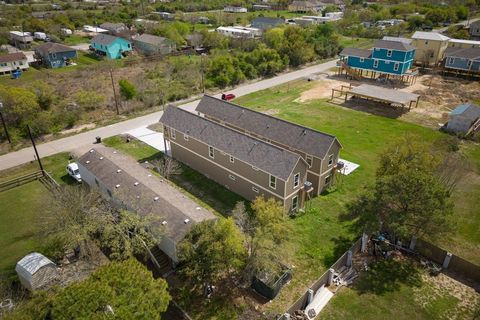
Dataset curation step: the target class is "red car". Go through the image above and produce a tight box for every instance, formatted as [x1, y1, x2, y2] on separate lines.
[221, 93, 235, 101]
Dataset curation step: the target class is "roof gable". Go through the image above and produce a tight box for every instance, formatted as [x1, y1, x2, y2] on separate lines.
[412, 31, 450, 41]
[160, 106, 302, 180]
[0, 52, 27, 63]
[374, 39, 415, 51]
[340, 47, 372, 58]
[35, 43, 75, 55]
[92, 34, 128, 46]
[196, 95, 340, 159]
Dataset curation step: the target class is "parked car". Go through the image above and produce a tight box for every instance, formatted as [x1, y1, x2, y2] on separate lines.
[66, 162, 82, 182]
[221, 93, 235, 101]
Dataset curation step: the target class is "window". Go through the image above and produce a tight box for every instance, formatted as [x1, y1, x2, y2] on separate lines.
[269, 175, 276, 189]
[359, 57, 365, 63]
[325, 174, 331, 185]
[424, 40, 429, 45]
[51, 53, 57, 59]
[387, 49, 392, 57]
[252, 186, 259, 193]
[373, 59, 378, 68]
[328, 154, 334, 166]
[394, 63, 399, 71]
[293, 173, 300, 188]
[306, 155, 313, 167]
[449, 57, 454, 65]
[230, 155, 234, 163]
[229, 174, 236, 181]
[468, 60, 473, 68]
[208, 146, 214, 158]
[430, 51, 434, 58]
[292, 196, 298, 211]
[170, 128, 176, 139]
[184, 134, 189, 141]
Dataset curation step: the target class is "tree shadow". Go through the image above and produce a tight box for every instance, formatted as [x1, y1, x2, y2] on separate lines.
[321, 235, 356, 267]
[353, 258, 422, 295]
[138, 151, 164, 164]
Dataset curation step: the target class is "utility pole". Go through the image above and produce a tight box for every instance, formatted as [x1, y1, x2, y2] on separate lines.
[110, 69, 120, 115]
[0, 102, 11, 144]
[27, 125, 44, 174]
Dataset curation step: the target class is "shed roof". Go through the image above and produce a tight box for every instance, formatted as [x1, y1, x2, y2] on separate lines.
[0, 52, 27, 63]
[161, 106, 302, 180]
[16, 253, 55, 277]
[349, 84, 419, 105]
[444, 47, 480, 59]
[92, 33, 123, 45]
[339, 47, 372, 58]
[412, 31, 450, 41]
[450, 103, 480, 119]
[134, 33, 171, 46]
[382, 36, 412, 45]
[252, 17, 284, 24]
[195, 95, 340, 160]
[449, 38, 480, 46]
[34, 43, 76, 55]
[374, 39, 415, 51]
[99, 22, 127, 31]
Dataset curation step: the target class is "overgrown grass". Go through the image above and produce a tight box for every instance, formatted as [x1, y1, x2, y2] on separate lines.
[339, 36, 375, 49]
[62, 35, 90, 45]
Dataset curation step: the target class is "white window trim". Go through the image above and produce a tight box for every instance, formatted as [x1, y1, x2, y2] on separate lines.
[359, 57, 365, 63]
[306, 155, 313, 167]
[252, 186, 259, 193]
[292, 195, 298, 210]
[184, 134, 189, 141]
[394, 62, 399, 71]
[252, 166, 259, 171]
[448, 57, 454, 64]
[269, 175, 276, 189]
[373, 59, 378, 68]
[293, 173, 300, 188]
[467, 60, 473, 68]
[208, 146, 214, 159]
[387, 49, 392, 57]
[170, 128, 176, 139]
[230, 155, 234, 163]
[328, 154, 334, 166]
[229, 174, 236, 181]
[325, 174, 331, 185]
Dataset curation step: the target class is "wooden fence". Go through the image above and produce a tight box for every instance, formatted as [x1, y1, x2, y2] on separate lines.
[0, 171, 44, 192]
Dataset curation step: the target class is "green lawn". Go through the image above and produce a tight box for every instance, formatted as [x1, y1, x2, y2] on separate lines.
[62, 35, 90, 46]
[233, 80, 480, 312]
[339, 36, 375, 49]
[0, 153, 73, 276]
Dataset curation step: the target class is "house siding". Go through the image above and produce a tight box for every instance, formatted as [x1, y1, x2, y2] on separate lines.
[0, 59, 29, 74]
[43, 51, 77, 68]
[91, 38, 132, 59]
[345, 47, 414, 75]
[445, 56, 480, 72]
[133, 39, 175, 56]
[412, 39, 449, 65]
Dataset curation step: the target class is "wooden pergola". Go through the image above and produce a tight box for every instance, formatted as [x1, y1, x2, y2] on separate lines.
[331, 84, 420, 110]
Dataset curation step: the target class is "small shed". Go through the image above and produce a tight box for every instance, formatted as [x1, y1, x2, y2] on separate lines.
[15, 252, 58, 291]
[446, 103, 480, 135]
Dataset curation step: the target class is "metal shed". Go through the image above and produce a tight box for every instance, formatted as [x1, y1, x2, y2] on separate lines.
[15, 252, 58, 291]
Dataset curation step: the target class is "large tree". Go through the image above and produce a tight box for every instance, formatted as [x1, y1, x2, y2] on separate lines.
[348, 138, 455, 240]
[178, 218, 246, 286]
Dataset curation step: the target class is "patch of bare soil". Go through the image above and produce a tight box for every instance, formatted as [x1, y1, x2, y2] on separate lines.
[295, 76, 352, 102]
[263, 109, 280, 116]
[60, 123, 96, 135]
[413, 272, 480, 320]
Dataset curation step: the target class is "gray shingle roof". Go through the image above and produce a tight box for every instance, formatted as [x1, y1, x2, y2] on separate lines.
[91, 33, 119, 46]
[0, 52, 27, 63]
[252, 17, 284, 25]
[196, 95, 340, 160]
[34, 43, 75, 55]
[340, 47, 372, 58]
[444, 47, 480, 60]
[374, 39, 415, 51]
[134, 33, 170, 46]
[99, 22, 126, 31]
[78, 146, 216, 243]
[451, 103, 480, 119]
[160, 106, 302, 181]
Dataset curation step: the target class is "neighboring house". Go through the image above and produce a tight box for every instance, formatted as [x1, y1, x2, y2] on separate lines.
[77, 146, 216, 266]
[195, 95, 342, 196]
[160, 105, 310, 212]
[99, 22, 129, 36]
[443, 47, 480, 73]
[91, 34, 132, 59]
[251, 17, 284, 30]
[133, 33, 175, 56]
[411, 31, 450, 66]
[224, 6, 248, 13]
[216, 26, 261, 38]
[83, 25, 109, 34]
[252, 4, 271, 10]
[16, 253, 57, 291]
[0, 52, 29, 75]
[288, 1, 324, 13]
[339, 39, 415, 75]
[446, 103, 480, 135]
[34, 43, 77, 68]
[447, 38, 480, 49]
[469, 20, 480, 39]
[154, 12, 175, 20]
[9, 31, 33, 49]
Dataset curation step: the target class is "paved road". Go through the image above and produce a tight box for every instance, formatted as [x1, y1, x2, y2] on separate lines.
[434, 17, 480, 32]
[0, 59, 338, 171]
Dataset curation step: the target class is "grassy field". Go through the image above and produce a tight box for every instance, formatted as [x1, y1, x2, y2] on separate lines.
[0, 153, 73, 275]
[233, 80, 480, 314]
[62, 35, 90, 45]
[339, 36, 375, 49]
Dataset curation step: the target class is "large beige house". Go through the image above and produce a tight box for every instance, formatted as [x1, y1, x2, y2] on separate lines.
[411, 31, 450, 66]
[160, 96, 341, 212]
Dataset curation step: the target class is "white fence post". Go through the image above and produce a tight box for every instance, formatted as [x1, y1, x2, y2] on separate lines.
[361, 233, 368, 253]
[409, 237, 417, 251]
[307, 289, 314, 304]
[346, 250, 353, 267]
[327, 268, 335, 286]
[443, 252, 453, 269]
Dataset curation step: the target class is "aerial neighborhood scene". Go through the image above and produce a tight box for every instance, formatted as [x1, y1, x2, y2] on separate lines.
[1, 0, 480, 319]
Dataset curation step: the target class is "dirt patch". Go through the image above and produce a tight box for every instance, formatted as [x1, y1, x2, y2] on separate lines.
[296, 77, 351, 102]
[60, 123, 96, 135]
[263, 109, 280, 116]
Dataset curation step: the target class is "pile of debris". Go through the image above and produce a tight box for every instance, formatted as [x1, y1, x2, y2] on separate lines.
[331, 266, 358, 292]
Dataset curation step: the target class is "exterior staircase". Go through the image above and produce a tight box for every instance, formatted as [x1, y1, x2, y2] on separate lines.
[341, 60, 362, 81]
[149, 245, 172, 277]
